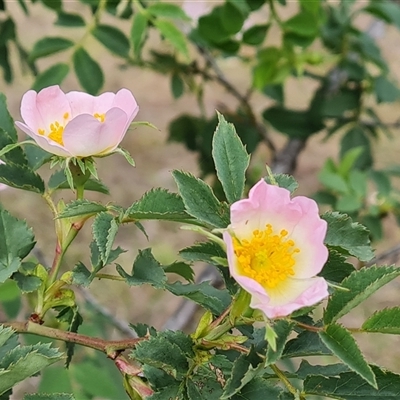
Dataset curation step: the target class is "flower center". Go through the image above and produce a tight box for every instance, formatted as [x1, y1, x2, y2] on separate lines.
[38, 112, 69, 146]
[94, 113, 106, 123]
[233, 224, 300, 289]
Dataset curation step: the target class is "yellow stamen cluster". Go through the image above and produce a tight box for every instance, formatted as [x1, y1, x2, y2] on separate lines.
[37, 112, 69, 146]
[94, 113, 106, 123]
[233, 224, 300, 289]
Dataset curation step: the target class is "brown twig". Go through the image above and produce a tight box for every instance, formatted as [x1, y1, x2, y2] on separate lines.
[2, 321, 144, 359]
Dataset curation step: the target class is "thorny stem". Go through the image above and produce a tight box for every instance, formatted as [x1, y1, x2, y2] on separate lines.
[3, 321, 144, 359]
[48, 220, 84, 285]
[270, 364, 304, 399]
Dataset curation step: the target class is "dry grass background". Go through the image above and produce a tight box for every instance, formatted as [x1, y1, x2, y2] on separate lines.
[2, 0, 400, 390]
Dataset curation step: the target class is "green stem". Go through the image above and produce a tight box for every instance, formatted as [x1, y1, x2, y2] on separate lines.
[290, 320, 323, 333]
[48, 220, 84, 285]
[96, 273, 125, 281]
[3, 321, 144, 359]
[270, 363, 303, 399]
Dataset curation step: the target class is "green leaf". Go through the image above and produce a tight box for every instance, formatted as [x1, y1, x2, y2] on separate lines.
[0, 209, 35, 283]
[232, 378, 281, 400]
[374, 75, 400, 103]
[71, 262, 91, 286]
[147, 3, 190, 20]
[283, 330, 331, 358]
[362, 307, 400, 334]
[133, 333, 189, 379]
[283, 11, 319, 37]
[116, 248, 167, 289]
[263, 84, 284, 104]
[322, 212, 374, 261]
[40, 0, 61, 11]
[154, 19, 189, 60]
[0, 162, 45, 193]
[180, 241, 228, 266]
[92, 24, 130, 58]
[0, 93, 17, 141]
[187, 364, 225, 400]
[222, 348, 264, 398]
[242, 24, 269, 46]
[24, 394, 75, 400]
[221, 1, 245, 34]
[171, 72, 184, 99]
[92, 212, 119, 265]
[32, 63, 69, 92]
[73, 47, 104, 95]
[198, 8, 231, 44]
[324, 266, 400, 324]
[340, 126, 373, 170]
[0, 342, 64, 394]
[58, 199, 107, 219]
[70, 359, 126, 399]
[364, 2, 400, 29]
[263, 106, 324, 139]
[296, 360, 350, 380]
[29, 37, 74, 60]
[304, 366, 400, 399]
[212, 112, 250, 204]
[0, 129, 27, 166]
[125, 188, 191, 222]
[319, 324, 376, 388]
[338, 147, 364, 178]
[172, 170, 230, 228]
[265, 320, 294, 365]
[131, 12, 148, 59]
[264, 174, 298, 194]
[319, 250, 355, 283]
[0, 326, 14, 348]
[166, 281, 231, 315]
[163, 261, 194, 283]
[318, 170, 349, 194]
[55, 12, 85, 27]
[24, 145, 52, 171]
[13, 271, 41, 293]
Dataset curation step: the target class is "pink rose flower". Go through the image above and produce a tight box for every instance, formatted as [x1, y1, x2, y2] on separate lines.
[223, 179, 329, 319]
[15, 85, 139, 158]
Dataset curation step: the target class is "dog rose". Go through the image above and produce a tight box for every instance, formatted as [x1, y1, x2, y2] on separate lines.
[15, 85, 139, 158]
[223, 179, 329, 319]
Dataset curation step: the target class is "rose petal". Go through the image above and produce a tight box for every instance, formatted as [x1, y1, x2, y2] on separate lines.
[15, 121, 71, 157]
[259, 277, 329, 319]
[66, 91, 115, 117]
[35, 86, 71, 132]
[62, 108, 128, 157]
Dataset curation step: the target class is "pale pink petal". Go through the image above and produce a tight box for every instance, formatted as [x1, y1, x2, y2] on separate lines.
[112, 89, 139, 121]
[35, 86, 71, 132]
[259, 277, 329, 319]
[66, 91, 115, 117]
[15, 121, 71, 157]
[19, 90, 45, 132]
[62, 108, 127, 157]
